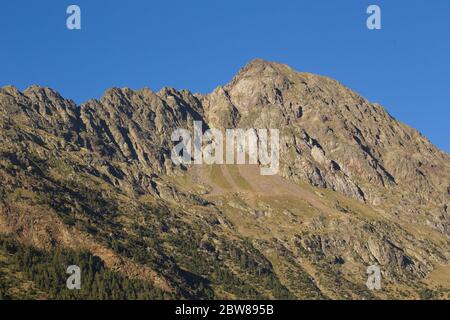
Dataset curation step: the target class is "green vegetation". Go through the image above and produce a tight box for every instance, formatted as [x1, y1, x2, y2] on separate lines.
[0, 235, 170, 300]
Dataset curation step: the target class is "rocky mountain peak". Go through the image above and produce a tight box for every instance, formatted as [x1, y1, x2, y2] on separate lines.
[0, 85, 22, 97]
[0, 59, 449, 299]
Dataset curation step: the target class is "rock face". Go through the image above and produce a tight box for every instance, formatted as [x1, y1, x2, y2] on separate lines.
[216, 60, 449, 213]
[0, 59, 449, 299]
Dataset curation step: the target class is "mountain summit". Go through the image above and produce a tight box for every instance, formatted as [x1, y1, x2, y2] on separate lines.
[0, 60, 448, 299]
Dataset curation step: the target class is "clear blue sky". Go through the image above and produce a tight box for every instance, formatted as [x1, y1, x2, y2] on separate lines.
[1, 0, 449, 152]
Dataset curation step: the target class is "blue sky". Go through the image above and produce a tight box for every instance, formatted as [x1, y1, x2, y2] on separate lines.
[1, 0, 449, 152]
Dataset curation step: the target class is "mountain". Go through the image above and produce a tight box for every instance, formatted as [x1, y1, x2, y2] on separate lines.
[0, 59, 448, 299]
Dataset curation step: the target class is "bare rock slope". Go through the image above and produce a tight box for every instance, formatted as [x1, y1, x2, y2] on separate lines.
[0, 59, 448, 299]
